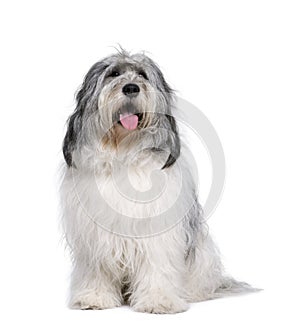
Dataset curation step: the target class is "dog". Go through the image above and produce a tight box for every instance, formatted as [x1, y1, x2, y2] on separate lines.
[60, 49, 253, 313]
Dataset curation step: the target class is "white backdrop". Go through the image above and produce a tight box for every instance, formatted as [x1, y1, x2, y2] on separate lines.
[0, 0, 299, 326]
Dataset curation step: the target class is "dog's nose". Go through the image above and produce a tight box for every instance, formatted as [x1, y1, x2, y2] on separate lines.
[122, 83, 140, 97]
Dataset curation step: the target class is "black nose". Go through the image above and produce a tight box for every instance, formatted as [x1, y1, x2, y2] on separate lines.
[122, 83, 140, 97]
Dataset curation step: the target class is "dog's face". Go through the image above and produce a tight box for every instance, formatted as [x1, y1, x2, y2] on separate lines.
[63, 51, 180, 169]
[99, 53, 170, 132]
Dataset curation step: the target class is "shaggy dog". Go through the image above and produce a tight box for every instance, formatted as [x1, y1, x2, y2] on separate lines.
[60, 50, 253, 313]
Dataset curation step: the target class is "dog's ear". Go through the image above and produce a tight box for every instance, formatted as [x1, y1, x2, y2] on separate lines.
[62, 107, 83, 167]
[63, 61, 108, 167]
[146, 60, 180, 169]
[162, 114, 181, 169]
[150, 64, 180, 169]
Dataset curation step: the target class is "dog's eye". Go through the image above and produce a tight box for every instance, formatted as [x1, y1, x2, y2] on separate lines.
[138, 71, 148, 80]
[109, 71, 120, 77]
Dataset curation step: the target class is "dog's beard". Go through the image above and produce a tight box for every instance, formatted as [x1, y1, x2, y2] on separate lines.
[98, 87, 158, 149]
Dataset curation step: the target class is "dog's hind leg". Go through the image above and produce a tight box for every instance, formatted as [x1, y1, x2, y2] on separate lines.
[185, 231, 258, 302]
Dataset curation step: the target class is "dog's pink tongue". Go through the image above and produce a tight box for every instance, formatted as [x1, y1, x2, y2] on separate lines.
[120, 113, 138, 130]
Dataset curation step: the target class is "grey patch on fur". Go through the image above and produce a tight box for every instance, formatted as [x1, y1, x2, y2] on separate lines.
[183, 196, 203, 262]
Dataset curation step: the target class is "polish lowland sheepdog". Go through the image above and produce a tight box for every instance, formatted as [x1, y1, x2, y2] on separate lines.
[60, 50, 254, 313]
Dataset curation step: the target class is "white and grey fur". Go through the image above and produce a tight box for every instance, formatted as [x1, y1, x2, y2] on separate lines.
[60, 49, 254, 313]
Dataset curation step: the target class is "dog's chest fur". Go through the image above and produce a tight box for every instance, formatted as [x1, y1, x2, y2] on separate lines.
[62, 154, 187, 265]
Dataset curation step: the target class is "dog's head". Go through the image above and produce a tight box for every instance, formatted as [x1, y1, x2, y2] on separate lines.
[63, 50, 180, 169]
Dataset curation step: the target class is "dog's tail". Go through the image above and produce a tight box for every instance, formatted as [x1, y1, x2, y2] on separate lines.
[212, 277, 262, 299]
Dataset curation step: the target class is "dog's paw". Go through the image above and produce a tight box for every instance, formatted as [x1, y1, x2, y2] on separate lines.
[132, 292, 188, 314]
[70, 292, 122, 310]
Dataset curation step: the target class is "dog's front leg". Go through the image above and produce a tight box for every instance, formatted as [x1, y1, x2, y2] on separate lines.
[69, 259, 123, 310]
[129, 237, 188, 314]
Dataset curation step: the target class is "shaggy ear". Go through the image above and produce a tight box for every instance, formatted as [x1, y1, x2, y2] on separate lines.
[162, 114, 181, 169]
[62, 108, 83, 167]
[145, 58, 180, 169]
[62, 61, 108, 167]
[148, 60, 180, 169]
